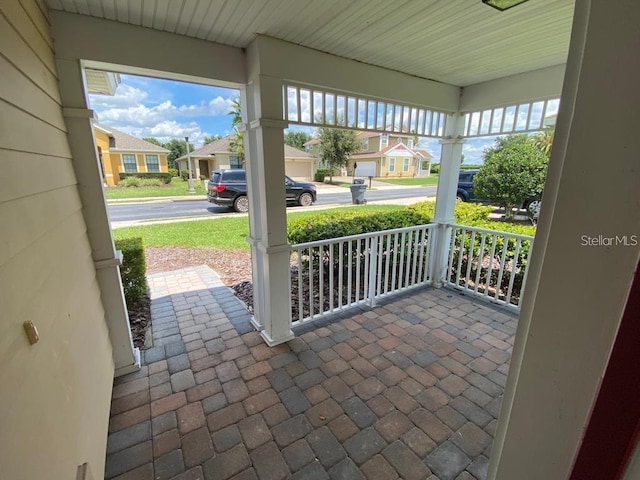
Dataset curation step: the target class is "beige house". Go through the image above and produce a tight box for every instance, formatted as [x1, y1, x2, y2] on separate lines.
[2, 2, 639, 480]
[94, 123, 170, 185]
[304, 132, 433, 177]
[177, 136, 318, 180]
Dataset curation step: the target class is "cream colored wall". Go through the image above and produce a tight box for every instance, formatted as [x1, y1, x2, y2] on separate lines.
[0, 2, 114, 479]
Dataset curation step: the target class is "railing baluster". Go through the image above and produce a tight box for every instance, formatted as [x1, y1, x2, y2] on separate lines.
[505, 238, 522, 306]
[319, 245, 325, 315]
[517, 238, 534, 308]
[376, 234, 384, 298]
[485, 234, 498, 298]
[399, 231, 407, 289]
[464, 231, 476, 288]
[329, 243, 334, 312]
[384, 232, 391, 294]
[368, 236, 378, 306]
[355, 239, 361, 302]
[474, 232, 487, 294]
[391, 232, 399, 291]
[347, 240, 353, 305]
[455, 229, 466, 287]
[495, 235, 509, 303]
[338, 242, 344, 309]
[297, 249, 303, 322]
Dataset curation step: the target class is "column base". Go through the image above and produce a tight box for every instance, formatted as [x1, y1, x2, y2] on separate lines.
[250, 316, 264, 331]
[114, 347, 141, 377]
[260, 329, 295, 347]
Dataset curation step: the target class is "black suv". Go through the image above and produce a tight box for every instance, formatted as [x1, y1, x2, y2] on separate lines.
[207, 169, 317, 213]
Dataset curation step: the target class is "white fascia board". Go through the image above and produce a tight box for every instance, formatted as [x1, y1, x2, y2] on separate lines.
[249, 35, 460, 113]
[460, 64, 566, 112]
[50, 11, 246, 88]
[110, 148, 170, 153]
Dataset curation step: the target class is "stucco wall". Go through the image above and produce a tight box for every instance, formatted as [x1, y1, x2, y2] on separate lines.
[0, 1, 114, 478]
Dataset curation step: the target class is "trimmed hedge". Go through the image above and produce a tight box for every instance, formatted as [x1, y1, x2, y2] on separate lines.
[115, 237, 147, 304]
[168, 168, 179, 177]
[119, 172, 172, 184]
[407, 201, 493, 225]
[288, 209, 432, 244]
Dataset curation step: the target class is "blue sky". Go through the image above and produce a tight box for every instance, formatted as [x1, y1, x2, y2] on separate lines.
[89, 74, 497, 163]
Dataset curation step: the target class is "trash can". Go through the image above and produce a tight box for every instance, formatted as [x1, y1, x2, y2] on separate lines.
[350, 183, 367, 204]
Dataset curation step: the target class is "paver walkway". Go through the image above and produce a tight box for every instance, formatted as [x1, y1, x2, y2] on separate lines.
[106, 265, 516, 480]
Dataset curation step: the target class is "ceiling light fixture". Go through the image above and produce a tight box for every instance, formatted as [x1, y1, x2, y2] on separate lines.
[482, 0, 530, 11]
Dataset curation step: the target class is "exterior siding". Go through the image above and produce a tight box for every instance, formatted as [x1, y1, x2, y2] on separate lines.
[0, 2, 114, 480]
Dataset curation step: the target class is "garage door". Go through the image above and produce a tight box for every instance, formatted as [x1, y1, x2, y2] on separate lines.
[355, 161, 376, 177]
[285, 160, 312, 180]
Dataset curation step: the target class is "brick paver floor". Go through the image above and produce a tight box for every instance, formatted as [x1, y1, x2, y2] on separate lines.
[106, 265, 517, 480]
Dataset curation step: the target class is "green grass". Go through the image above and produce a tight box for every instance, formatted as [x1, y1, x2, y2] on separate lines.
[105, 178, 206, 199]
[375, 175, 439, 186]
[113, 204, 405, 250]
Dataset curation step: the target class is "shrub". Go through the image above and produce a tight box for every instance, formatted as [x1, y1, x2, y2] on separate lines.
[118, 172, 172, 184]
[115, 237, 147, 304]
[430, 163, 439, 174]
[288, 208, 432, 244]
[407, 201, 492, 225]
[168, 168, 179, 177]
[314, 168, 330, 182]
[119, 176, 164, 187]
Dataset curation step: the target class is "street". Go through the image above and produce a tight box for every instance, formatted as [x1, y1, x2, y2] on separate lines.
[108, 186, 437, 226]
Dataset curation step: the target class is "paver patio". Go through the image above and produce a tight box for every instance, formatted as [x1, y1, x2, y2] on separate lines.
[106, 265, 516, 480]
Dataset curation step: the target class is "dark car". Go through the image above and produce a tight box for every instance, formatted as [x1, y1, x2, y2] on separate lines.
[457, 169, 541, 214]
[207, 169, 317, 213]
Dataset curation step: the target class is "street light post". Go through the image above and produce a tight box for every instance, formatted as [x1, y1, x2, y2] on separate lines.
[185, 136, 195, 193]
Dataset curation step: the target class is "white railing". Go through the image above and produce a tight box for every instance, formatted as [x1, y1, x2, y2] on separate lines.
[289, 224, 436, 326]
[445, 224, 535, 310]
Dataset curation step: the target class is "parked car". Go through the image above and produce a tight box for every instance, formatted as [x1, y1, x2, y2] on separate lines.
[457, 169, 541, 213]
[207, 169, 317, 213]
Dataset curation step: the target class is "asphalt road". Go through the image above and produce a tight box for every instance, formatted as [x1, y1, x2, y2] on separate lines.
[108, 186, 437, 226]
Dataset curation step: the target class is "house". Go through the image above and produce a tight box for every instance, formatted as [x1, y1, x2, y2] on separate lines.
[2, 2, 639, 480]
[304, 132, 433, 177]
[351, 132, 432, 177]
[94, 122, 170, 186]
[177, 136, 319, 181]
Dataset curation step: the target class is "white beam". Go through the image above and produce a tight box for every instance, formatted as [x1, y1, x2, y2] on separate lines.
[251, 35, 460, 113]
[50, 11, 246, 88]
[460, 64, 565, 112]
[491, 1, 640, 478]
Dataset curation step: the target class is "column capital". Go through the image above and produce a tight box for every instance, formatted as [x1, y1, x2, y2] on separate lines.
[439, 135, 466, 145]
[248, 118, 289, 130]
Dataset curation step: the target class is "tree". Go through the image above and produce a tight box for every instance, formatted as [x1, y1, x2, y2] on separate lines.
[228, 97, 244, 166]
[318, 128, 361, 182]
[474, 134, 548, 220]
[284, 131, 312, 150]
[203, 134, 223, 144]
[142, 137, 163, 147]
[163, 138, 194, 169]
[532, 128, 555, 156]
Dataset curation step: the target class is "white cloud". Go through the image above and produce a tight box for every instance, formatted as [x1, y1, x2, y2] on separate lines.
[89, 84, 148, 109]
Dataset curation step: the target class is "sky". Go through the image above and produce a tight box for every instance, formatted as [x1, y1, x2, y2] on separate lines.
[88, 73, 516, 163]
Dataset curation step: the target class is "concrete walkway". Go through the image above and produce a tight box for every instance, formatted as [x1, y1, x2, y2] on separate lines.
[106, 265, 516, 480]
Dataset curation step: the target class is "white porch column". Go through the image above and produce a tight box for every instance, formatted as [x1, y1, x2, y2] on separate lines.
[430, 114, 465, 286]
[243, 76, 294, 346]
[490, 1, 640, 479]
[57, 59, 140, 377]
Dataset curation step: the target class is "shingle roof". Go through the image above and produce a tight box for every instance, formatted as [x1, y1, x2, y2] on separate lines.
[94, 122, 169, 152]
[180, 137, 317, 160]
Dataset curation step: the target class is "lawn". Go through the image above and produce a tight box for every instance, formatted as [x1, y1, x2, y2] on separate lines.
[105, 178, 206, 199]
[112, 204, 405, 250]
[376, 176, 439, 186]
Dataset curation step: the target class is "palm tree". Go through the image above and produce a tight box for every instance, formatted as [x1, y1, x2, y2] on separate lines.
[228, 97, 245, 167]
[533, 128, 555, 156]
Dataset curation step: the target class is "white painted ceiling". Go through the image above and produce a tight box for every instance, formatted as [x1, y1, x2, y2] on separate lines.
[46, 0, 575, 87]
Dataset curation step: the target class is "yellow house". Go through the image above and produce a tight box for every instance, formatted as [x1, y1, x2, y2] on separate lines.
[94, 123, 170, 186]
[304, 132, 433, 178]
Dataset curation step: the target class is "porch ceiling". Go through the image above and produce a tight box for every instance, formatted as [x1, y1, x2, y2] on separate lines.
[46, 0, 574, 87]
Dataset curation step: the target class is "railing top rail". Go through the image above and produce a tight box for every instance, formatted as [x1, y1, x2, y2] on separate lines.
[290, 223, 437, 250]
[448, 223, 535, 242]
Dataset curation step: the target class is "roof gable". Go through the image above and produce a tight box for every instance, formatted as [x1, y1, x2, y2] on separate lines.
[94, 122, 169, 152]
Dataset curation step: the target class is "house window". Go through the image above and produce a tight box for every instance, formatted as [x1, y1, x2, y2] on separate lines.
[403, 158, 410, 172]
[408, 139, 414, 148]
[230, 155, 243, 169]
[363, 139, 369, 151]
[122, 154, 137, 173]
[381, 134, 388, 148]
[389, 158, 395, 172]
[145, 155, 160, 172]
